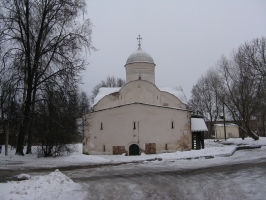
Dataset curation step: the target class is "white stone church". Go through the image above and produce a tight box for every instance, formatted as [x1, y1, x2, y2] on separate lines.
[83, 36, 207, 155]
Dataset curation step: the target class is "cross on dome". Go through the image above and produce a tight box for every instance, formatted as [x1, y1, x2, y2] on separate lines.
[137, 35, 142, 47]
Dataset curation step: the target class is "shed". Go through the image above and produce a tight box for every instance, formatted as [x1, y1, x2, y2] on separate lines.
[214, 123, 239, 139]
[191, 117, 208, 150]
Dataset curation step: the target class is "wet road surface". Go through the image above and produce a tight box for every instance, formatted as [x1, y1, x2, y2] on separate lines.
[1, 150, 266, 199]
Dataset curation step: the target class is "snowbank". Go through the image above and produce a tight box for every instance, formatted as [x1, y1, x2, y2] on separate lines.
[0, 169, 86, 200]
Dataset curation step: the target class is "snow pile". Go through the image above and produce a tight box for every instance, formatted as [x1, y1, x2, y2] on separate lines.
[0, 169, 87, 200]
[224, 137, 266, 146]
[158, 146, 236, 160]
[16, 174, 31, 180]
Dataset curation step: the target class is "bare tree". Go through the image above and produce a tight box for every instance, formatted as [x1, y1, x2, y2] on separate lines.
[91, 76, 125, 104]
[33, 82, 78, 157]
[237, 37, 266, 82]
[217, 54, 261, 140]
[77, 91, 90, 116]
[0, 0, 94, 155]
[189, 69, 222, 138]
[236, 37, 266, 136]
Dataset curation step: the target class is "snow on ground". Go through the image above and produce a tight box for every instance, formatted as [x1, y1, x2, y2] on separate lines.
[223, 137, 266, 146]
[0, 137, 266, 200]
[0, 169, 87, 200]
[0, 137, 266, 170]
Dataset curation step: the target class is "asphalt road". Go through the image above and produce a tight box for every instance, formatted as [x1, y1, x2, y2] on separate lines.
[1, 149, 266, 199]
[64, 159, 266, 200]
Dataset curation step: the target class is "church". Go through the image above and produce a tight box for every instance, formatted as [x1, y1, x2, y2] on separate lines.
[83, 36, 207, 155]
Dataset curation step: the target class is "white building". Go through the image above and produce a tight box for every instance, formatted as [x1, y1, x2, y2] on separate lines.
[214, 124, 239, 139]
[83, 37, 207, 155]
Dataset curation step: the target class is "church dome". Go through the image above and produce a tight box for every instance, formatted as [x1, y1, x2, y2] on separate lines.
[126, 46, 154, 65]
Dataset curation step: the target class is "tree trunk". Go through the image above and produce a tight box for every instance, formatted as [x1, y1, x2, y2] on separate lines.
[26, 86, 37, 154]
[5, 121, 9, 156]
[16, 86, 32, 155]
[245, 121, 259, 140]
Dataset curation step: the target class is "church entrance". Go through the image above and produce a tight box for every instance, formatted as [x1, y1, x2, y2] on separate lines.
[129, 144, 140, 156]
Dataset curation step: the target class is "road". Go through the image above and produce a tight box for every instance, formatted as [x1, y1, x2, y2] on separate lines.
[1, 149, 266, 199]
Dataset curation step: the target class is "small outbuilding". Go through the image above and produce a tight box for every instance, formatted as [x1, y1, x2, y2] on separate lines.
[214, 123, 239, 139]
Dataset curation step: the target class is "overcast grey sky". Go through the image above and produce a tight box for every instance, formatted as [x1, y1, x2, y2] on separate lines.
[81, 0, 266, 99]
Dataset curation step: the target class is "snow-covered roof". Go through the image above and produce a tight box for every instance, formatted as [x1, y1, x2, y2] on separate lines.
[191, 118, 208, 132]
[126, 46, 154, 64]
[93, 86, 187, 106]
[159, 86, 187, 104]
[214, 123, 238, 127]
[93, 87, 121, 106]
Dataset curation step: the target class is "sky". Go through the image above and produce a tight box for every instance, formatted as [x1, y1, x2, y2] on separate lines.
[80, 0, 266, 99]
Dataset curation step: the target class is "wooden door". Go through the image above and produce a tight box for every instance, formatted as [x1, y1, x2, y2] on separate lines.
[145, 143, 156, 154]
[113, 146, 125, 155]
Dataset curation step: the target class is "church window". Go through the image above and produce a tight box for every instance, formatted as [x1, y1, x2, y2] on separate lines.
[133, 122, 136, 129]
[103, 145, 106, 152]
[138, 75, 141, 80]
[165, 144, 168, 150]
[100, 122, 103, 130]
[171, 121, 174, 129]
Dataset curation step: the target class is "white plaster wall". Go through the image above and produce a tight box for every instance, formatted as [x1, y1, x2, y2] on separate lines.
[83, 104, 191, 155]
[160, 92, 186, 109]
[119, 81, 160, 106]
[93, 80, 186, 111]
[215, 125, 239, 139]
[125, 63, 155, 84]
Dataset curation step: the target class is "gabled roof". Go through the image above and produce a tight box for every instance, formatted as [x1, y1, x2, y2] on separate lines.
[93, 87, 121, 106]
[191, 118, 208, 132]
[159, 86, 187, 104]
[93, 85, 187, 106]
[214, 123, 238, 127]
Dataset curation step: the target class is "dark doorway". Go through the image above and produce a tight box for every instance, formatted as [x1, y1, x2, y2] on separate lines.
[192, 132, 204, 150]
[129, 144, 140, 156]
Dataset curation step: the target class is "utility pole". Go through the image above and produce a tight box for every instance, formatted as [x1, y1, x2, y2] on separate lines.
[223, 102, 226, 141]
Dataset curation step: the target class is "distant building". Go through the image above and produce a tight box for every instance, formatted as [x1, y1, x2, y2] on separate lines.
[83, 36, 207, 155]
[214, 124, 239, 139]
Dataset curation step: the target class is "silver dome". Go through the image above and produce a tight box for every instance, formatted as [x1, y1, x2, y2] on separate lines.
[126, 47, 154, 64]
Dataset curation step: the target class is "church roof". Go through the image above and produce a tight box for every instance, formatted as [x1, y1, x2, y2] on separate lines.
[159, 86, 187, 104]
[93, 86, 187, 106]
[126, 46, 154, 65]
[93, 87, 121, 106]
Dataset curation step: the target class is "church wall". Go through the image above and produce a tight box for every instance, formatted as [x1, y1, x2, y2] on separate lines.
[93, 81, 187, 112]
[125, 63, 155, 84]
[94, 80, 161, 111]
[83, 104, 192, 155]
[120, 80, 160, 106]
[93, 92, 120, 111]
[160, 92, 186, 109]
